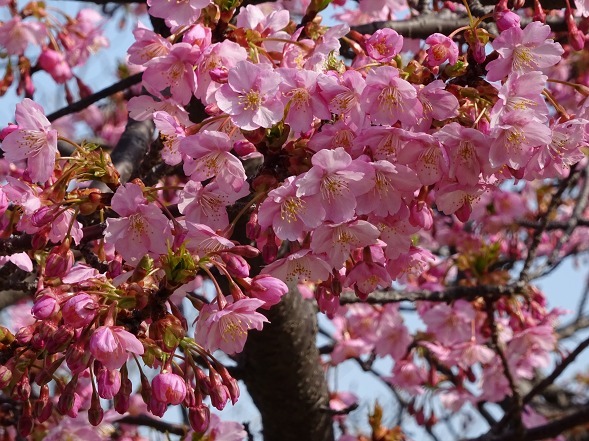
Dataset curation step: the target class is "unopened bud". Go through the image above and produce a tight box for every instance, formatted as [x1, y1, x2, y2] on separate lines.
[188, 405, 210, 433]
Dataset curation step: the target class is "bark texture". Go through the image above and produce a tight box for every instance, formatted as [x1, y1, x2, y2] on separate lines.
[242, 289, 334, 441]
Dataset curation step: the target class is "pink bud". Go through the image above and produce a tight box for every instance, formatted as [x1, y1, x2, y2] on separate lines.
[233, 140, 257, 157]
[148, 396, 167, 417]
[62, 292, 99, 328]
[0, 123, 18, 141]
[38, 48, 72, 84]
[32, 295, 59, 320]
[220, 252, 250, 278]
[248, 274, 288, 309]
[189, 405, 211, 433]
[45, 325, 74, 353]
[97, 367, 122, 399]
[152, 372, 187, 405]
[45, 245, 74, 278]
[409, 201, 433, 230]
[495, 10, 520, 32]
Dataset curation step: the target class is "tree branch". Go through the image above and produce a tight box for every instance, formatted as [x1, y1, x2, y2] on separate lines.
[46, 73, 142, 122]
[116, 414, 188, 436]
[339, 283, 527, 305]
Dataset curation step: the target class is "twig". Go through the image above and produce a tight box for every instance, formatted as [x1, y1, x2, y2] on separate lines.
[115, 414, 188, 436]
[339, 283, 527, 305]
[46, 73, 142, 122]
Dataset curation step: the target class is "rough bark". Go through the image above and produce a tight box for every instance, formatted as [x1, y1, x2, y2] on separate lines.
[242, 289, 334, 441]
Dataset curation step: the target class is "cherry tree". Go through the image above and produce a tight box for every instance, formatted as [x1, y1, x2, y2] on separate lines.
[1, 0, 589, 440]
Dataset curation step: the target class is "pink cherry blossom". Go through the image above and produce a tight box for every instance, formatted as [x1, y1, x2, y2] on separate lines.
[295, 148, 374, 223]
[262, 249, 332, 285]
[435, 183, 485, 222]
[486, 21, 564, 82]
[89, 326, 144, 370]
[195, 41, 248, 104]
[310, 220, 380, 269]
[490, 71, 549, 124]
[153, 111, 186, 166]
[414, 80, 459, 131]
[142, 43, 201, 105]
[62, 293, 99, 328]
[436, 122, 489, 186]
[258, 176, 325, 241]
[0, 17, 46, 55]
[179, 180, 249, 230]
[147, 0, 210, 29]
[236, 5, 290, 52]
[216, 61, 284, 130]
[425, 33, 459, 66]
[128, 24, 172, 66]
[179, 131, 247, 193]
[344, 260, 391, 299]
[374, 305, 411, 360]
[104, 183, 172, 262]
[360, 66, 423, 126]
[365, 28, 403, 62]
[184, 222, 235, 255]
[1, 99, 58, 183]
[277, 68, 331, 134]
[194, 298, 268, 354]
[38, 49, 73, 84]
[59, 9, 109, 67]
[317, 70, 367, 128]
[489, 111, 552, 170]
[355, 160, 420, 217]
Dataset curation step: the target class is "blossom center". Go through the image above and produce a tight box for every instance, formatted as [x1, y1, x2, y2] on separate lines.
[240, 90, 262, 111]
[280, 197, 304, 223]
[378, 86, 400, 109]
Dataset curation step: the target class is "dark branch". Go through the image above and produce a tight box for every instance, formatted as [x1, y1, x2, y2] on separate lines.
[339, 283, 527, 305]
[116, 414, 188, 436]
[46, 73, 142, 122]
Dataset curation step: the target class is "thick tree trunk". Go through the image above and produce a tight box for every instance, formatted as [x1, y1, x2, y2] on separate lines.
[242, 289, 334, 441]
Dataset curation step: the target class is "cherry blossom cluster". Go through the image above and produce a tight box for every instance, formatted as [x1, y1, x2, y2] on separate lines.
[1, 0, 589, 438]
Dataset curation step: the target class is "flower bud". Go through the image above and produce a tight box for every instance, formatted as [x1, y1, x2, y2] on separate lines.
[89, 390, 104, 426]
[18, 400, 33, 438]
[66, 341, 91, 374]
[62, 292, 99, 328]
[45, 244, 74, 278]
[495, 10, 520, 32]
[219, 252, 250, 278]
[233, 140, 257, 157]
[32, 294, 59, 320]
[188, 405, 210, 433]
[97, 367, 122, 399]
[152, 372, 187, 405]
[248, 275, 287, 309]
[34, 384, 52, 423]
[148, 396, 167, 417]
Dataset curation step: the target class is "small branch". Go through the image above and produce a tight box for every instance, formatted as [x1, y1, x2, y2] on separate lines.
[465, 404, 589, 441]
[46, 73, 143, 122]
[486, 299, 523, 435]
[115, 414, 188, 436]
[519, 168, 580, 282]
[522, 334, 589, 408]
[339, 283, 527, 305]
